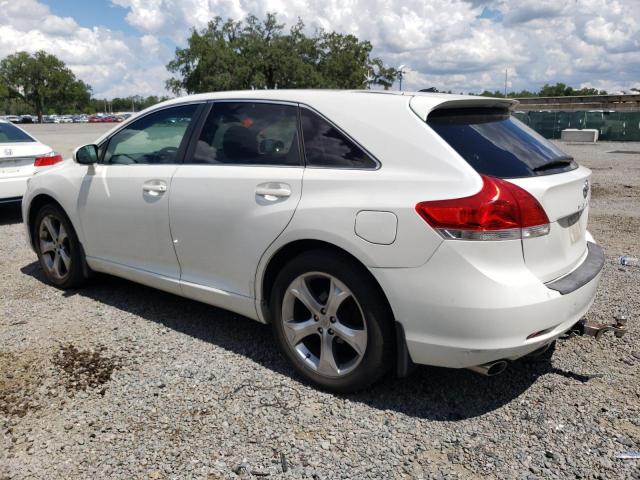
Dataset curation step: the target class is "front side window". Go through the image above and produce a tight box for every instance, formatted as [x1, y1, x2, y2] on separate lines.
[0, 122, 35, 143]
[190, 102, 301, 166]
[103, 104, 197, 165]
[300, 109, 377, 169]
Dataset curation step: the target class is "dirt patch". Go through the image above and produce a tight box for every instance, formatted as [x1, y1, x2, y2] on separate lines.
[0, 351, 46, 418]
[591, 182, 638, 199]
[52, 344, 120, 392]
[589, 213, 640, 253]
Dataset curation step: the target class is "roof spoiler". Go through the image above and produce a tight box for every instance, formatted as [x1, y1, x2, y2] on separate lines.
[409, 96, 519, 121]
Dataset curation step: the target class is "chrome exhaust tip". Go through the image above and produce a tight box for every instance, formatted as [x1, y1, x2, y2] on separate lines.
[467, 360, 508, 376]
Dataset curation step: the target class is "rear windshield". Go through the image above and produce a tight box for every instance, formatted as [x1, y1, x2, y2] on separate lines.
[427, 108, 577, 178]
[0, 122, 34, 143]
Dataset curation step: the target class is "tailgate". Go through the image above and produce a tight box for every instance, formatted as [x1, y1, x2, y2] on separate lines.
[510, 166, 592, 282]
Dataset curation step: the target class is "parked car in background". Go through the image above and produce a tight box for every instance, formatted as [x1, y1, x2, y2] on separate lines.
[0, 119, 59, 203]
[21, 90, 603, 392]
[59, 116, 73, 123]
[4, 115, 21, 123]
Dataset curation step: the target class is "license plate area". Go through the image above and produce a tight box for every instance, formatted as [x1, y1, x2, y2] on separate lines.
[0, 157, 33, 174]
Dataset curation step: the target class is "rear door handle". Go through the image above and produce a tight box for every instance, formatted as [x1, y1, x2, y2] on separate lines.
[255, 183, 291, 200]
[143, 180, 168, 196]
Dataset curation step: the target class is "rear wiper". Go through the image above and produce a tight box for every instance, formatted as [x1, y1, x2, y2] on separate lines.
[533, 158, 575, 172]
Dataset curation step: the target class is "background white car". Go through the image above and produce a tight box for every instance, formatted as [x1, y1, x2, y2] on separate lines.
[0, 120, 61, 204]
[21, 90, 603, 392]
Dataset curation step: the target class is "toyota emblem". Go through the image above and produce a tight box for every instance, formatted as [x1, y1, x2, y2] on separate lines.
[582, 180, 589, 199]
[3, 148, 12, 156]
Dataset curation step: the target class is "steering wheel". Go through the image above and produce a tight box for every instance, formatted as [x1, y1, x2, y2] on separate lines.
[155, 146, 178, 163]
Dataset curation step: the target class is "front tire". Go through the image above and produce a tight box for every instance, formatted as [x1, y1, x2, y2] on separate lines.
[271, 250, 394, 392]
[34, 204, 87, 289]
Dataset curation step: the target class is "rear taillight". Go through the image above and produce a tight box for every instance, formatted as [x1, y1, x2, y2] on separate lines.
[415, 175, 550, 241]
[34, 153, 63, 168]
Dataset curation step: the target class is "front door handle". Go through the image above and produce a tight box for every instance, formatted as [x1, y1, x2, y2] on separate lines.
[255, 183, 291, 201]
[143, 180, 167, 196]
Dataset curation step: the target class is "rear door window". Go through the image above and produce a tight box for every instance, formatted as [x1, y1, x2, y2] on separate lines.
[427, 108, 577, 178]
[0, 123, 34, 143]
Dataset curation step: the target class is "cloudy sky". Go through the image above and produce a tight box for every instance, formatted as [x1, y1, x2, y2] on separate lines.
[0, 0, 638, 98]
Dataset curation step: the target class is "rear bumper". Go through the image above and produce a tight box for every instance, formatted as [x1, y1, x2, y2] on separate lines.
[546, 242, 604, 295]
[0, 176, 28, 200]
[371, 237, 603, 368]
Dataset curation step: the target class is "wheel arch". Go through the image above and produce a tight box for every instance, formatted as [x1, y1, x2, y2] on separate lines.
[258, 239, 413, 376]
[27, 194, 87, 265]
[262, 240, 358, 317]
[28, 193, 92, 286]
[27, 194, 68, 250]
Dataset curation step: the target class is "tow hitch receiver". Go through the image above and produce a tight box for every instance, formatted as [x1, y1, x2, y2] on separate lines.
[570, 317, 627, 340]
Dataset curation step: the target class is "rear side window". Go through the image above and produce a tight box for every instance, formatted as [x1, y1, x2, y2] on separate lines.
[0, 123, 34, 143]
[300, 109, 377, 169]
[191, 102, 301, 166]
[427, 108, 577, 178]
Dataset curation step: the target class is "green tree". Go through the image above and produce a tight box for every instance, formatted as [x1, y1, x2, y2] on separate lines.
[87, 95, 170, 114]
[0, 51, 91, 122]
[538, 83, 608, 97]
[473, 84, 608, 98]
[166, 13, 397, 94]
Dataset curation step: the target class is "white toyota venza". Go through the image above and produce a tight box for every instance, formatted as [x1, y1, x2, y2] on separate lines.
[1, 119, 59, 203]
[22, 91, 603, 391]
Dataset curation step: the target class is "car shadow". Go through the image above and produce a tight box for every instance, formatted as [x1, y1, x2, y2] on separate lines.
[21, 261, 594, 420]
[0, 203, 22, 225]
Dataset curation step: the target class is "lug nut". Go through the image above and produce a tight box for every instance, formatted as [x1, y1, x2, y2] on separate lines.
[314, 315, 319, 321]
[327, 328, 334, 335]
[320, 308, 326, 314]
[317, 327, 323, 334]
[329, 317, 336, 323]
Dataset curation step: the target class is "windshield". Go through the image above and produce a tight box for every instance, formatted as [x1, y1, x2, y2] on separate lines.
[0, 122, 35, 143]
[427, 108, 577, 178]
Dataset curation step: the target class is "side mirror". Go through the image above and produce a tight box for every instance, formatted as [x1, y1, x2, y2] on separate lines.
[73, 144, 99, 165]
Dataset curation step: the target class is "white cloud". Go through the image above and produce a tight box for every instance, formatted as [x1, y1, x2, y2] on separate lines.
[0, 0, 167, 97]
[0, 0, 638, 98]
[111, 0, 640, 93]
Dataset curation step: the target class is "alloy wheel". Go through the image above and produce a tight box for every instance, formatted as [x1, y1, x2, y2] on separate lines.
[281, 272, 368, 378]
[38, 214, 72, 281]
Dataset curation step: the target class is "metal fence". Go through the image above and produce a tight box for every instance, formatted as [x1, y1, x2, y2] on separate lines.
[513, 111, 640, 141]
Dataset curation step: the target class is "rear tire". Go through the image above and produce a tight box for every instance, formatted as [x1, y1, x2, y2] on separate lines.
[271, 249, 394, 392]
[34, 204, 88, 289]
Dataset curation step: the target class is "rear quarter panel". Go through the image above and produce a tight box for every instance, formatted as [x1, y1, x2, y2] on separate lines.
[254, 95, 484, 314]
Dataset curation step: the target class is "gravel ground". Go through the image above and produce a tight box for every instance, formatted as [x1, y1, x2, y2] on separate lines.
[1, 139, 639, 479]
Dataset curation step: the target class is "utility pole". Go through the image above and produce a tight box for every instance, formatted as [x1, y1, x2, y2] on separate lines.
[504, 68, 508, 98]
[397, 65, 406, 91]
